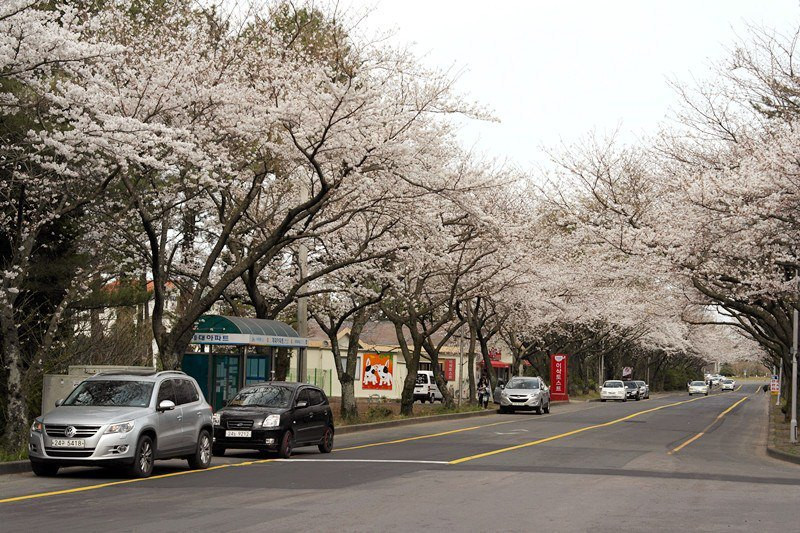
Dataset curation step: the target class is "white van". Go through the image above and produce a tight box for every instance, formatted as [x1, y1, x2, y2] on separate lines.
[414, 370, 443, 403]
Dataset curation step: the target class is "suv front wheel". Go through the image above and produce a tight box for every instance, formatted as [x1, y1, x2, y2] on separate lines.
[128, 435, 155, 478]
[31, 461, 59, 477]
[188, 429, 212, 469]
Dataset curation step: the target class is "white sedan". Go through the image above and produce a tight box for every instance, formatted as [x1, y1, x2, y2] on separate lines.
[721, 379, 735, 391]
[601, 380, 627, 402]
[688, 381, 709, 396]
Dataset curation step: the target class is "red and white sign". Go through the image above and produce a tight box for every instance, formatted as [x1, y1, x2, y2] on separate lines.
[550, 354, 569, 401]
[443, 359, 456, 381]
[770, 375, 780, 394]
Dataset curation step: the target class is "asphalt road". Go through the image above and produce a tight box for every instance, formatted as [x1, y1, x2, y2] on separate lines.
[2, 383, 798, 532]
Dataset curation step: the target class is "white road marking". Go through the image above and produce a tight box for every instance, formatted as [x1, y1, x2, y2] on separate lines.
[274, 459, 449, 465]
[494, 429, 530, 435]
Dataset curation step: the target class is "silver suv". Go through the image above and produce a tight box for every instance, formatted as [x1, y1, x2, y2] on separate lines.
[29, 370, 213, 478]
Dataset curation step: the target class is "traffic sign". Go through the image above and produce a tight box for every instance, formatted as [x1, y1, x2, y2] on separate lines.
[770, 375, 780, 394]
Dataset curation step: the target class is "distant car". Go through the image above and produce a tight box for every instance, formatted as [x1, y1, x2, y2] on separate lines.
[414, 370, 443, 403]
[688, 380, 709, 396]
[212, 382, 333, 459]
[600, 380, 626, 402]
[497, 377, 550, 414]
[623, 381, 644, 400]
[634, 380, 650, 399]
[29, 370, 213, 478]
[721, 379, 735, 391]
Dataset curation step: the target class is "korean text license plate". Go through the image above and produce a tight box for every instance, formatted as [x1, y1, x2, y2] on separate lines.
[50, 439, 84, 448]
[225, 430, 251, 438]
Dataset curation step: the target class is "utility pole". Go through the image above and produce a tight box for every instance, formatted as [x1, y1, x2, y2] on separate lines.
[296, 182, 309, 383]
[791, 292, 798, 443]
[777, 364, 782, 407]
[458, 322, 464, 406]
[599, 353, 604, 390]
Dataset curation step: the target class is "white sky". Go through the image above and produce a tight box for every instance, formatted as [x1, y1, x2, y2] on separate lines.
[343, 0, 799, 169]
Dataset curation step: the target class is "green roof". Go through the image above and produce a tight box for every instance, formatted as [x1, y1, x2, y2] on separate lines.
[194, 315, 301, 338]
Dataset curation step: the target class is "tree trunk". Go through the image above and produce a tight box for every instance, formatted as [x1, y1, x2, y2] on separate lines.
[424, 342, 454, 408]
[468, 322, 477, 403]
[478, 335, 498, 391]
[275, 348, 291, 381]
[0, 300, 28, 449]
[399, 343, 422, 416]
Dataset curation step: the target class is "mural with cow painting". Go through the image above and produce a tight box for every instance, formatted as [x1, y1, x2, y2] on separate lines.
[362, 354, 393, 390]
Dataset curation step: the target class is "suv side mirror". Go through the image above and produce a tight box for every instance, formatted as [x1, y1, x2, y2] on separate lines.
[296, 400, 308, 408]
[157, 399, 176, 412]
[55, 398, 64, 407]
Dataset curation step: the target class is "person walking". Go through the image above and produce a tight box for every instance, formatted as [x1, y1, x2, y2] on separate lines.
[477, 376, 490, 408]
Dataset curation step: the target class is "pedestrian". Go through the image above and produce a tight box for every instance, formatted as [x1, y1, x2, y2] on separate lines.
[477, 376, 489, 408]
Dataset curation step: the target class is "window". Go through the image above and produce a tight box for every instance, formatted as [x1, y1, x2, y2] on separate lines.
[64, 380, 154, 407]
[157, 379, 176, 404]
[175, 379, 199, 405]
[340, 356, 361, 380]
[296, 388, 310, 406]
[307, 389, 323, 406]
[229, 385, 293, 408]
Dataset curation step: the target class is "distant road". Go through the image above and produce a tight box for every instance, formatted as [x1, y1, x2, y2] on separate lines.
[2, 383, 798, 531]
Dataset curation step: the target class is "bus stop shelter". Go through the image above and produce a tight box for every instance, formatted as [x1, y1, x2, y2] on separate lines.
[182, 314, 308, 410]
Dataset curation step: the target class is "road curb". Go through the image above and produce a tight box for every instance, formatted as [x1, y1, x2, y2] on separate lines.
[335, 409, 495, 435]
[0, 460, 30, 475]
[766, 445, 800, 465]
[765, 393, 800, 466]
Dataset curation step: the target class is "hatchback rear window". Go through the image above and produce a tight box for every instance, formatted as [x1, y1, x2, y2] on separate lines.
[64, 380, 154, 407]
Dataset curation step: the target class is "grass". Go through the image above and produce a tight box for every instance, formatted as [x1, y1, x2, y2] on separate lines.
[769, 398, 800, 457]
[334, 401, 485, 427]
[0, 444, 27, 463]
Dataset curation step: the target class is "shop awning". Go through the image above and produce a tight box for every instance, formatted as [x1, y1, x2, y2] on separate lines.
[479, 360, 511, 368]
[190, 315, 308, 348]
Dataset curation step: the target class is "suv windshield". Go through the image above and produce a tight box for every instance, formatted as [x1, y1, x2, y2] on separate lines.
[228, 385, 293, 408]
[64, 380, 154, 407]
[507, 379, 539, 389]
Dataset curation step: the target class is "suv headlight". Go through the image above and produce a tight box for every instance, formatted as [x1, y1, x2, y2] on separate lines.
[212, 413, 221, 426]
[31, 419, 43, 433]
[105, 421, 135, 434]
[262, 414, 281, 428]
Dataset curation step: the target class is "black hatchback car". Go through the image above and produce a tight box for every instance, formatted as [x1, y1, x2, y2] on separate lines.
[211, 382, 334, 458]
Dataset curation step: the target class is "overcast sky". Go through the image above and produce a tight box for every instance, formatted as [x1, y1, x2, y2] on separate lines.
[343, 0, 799, 169]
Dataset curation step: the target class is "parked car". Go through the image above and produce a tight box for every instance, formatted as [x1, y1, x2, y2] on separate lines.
[634, 380, 650, 399]
[688, 380, 710, 396]
[212, 382, 333, 459]
[721, 379, 735, 391]
[600, 380, 626, 402]
[28, 370, 213, 478]
[413, 370, 443, 403]
[497, 377, 550, 414]
[623, 380, 644, 400]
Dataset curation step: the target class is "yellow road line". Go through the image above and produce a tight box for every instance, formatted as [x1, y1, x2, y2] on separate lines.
[668, 396, 748, 455]
[448, 395, 713, 465]
[0, 459, 277, 505]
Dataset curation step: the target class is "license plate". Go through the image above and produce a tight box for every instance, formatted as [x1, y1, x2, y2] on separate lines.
[225, 430, 251, 438]
[50, 439, 84, 448]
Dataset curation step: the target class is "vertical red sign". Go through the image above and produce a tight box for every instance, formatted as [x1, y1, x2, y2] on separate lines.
[444, 359, 456, 381]
[550, 354, 569, 401]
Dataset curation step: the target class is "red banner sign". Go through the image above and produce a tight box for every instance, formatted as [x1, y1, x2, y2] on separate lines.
[443, 359, 456, 381]
[550, 354, 569, 401]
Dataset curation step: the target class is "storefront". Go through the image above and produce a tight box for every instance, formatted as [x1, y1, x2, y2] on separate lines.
[182, 314, 308, 410]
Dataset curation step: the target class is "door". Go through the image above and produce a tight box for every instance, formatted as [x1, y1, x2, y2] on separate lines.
[154, 379, 184, 456]
[213, 354, 240, 410]
[292, 388, 313, 443]
[174, 378, 203, 451]
[305, 388, 327, 441]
